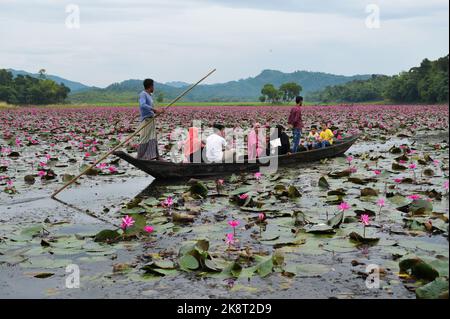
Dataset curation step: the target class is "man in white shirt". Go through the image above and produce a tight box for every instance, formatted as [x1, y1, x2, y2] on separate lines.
[205, 124, 228, 163]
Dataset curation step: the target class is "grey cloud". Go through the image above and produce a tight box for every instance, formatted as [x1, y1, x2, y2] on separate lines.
[200, 0, 449, 20]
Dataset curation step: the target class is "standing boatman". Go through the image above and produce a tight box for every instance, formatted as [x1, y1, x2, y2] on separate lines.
[288, 96, 304, 153]
[137, 79, 163, 160]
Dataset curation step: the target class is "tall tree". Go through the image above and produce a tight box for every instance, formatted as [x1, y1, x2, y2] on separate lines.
[38, 69, 47, 79]
[261, 84, 280, 103]
[279, 82, 302, 102]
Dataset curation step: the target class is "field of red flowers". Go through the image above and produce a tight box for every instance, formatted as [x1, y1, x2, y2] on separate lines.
[0, 104, 449, 299]
[1, 104, 447, 186]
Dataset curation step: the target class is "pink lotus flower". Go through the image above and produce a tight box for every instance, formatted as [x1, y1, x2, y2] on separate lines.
[6, 180, 13, 187]
[228, 219, 240, 236]
[374, 170, 381, 176]
[239, 193, 249, 200]
[217, 179, 224, 185]
[162, 196, 174, 208]
[444, 180, 449, 191]
[258, 213, 266, 222]
[121, 215, 135, 230]
[254, 172, 262, 180]
[38, 161, 47, 168]
[346, 156, 353, 164]
[399, 160, 407, 164]
[96, 163, 107, 169]
[409, 163, 417, 170]
[349, 166, 357, 173]
[408, 194, 421, 201]
[38, 170, 46, 177]
[433, 160, 440, 167]
[394, 178, 403, 183]
[228, 220, 240, 228]
[84, 152, 91, 157]
[360, 214, 370, 226]
[108, 166, 118, 173]
[144, 225, 154, 233]
[225, 233, 235, 246]
[338, 202, 351, 212]
[377, 198, 385, 207]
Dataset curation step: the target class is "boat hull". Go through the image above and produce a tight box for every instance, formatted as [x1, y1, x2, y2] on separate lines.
[113, 135, 359, 179]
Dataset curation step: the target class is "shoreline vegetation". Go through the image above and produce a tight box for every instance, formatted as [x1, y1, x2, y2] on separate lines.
[2, 56, 447, 109]
[1, 100, 447, 109]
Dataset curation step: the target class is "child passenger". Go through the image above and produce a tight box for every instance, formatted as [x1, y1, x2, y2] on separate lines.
[319, 122, 335, 148]
[305, 125, 320, 150]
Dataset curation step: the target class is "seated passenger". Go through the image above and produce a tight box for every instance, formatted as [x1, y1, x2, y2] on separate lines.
[247, 123, 265, 160]
[267, 125, 290, 156]
[319, 122, 335, 148]
[205, 123, 234, 163]
[305, 125, 321, 150]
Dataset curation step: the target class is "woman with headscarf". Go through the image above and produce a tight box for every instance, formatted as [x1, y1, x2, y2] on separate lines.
[247, 123, 266, 161]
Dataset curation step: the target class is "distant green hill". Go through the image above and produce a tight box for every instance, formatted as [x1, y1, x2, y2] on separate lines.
[69, 70, 372, 103]
[8, 69, 93, 93]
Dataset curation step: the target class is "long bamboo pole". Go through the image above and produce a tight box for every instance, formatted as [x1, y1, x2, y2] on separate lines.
[51, 69, 216, 199]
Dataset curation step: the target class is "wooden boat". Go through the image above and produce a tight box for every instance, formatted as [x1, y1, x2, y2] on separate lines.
[113, 135, 359, 179]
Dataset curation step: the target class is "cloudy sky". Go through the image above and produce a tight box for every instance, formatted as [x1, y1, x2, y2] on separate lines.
[0, 0, 448, 87]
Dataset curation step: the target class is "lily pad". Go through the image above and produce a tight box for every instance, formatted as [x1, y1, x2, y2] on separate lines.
[399, 257, 440, 281]
[318, 176, 330, 189]
[416, 278, 449, 299]
[349, 232, 380, 245]
[327, 211, 344, 228]
[94, 230, 120, 243]
[179, 254, 200, 271]
[305, 224, 336, 234]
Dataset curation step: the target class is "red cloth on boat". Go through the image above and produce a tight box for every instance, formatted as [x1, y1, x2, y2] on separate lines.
[184, 127, 202, 159]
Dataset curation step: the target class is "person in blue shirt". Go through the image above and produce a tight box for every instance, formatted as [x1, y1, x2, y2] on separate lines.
[137, 79, 163, 160]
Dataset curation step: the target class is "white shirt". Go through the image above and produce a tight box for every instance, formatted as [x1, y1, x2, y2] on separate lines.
[206, 133, 227, 162]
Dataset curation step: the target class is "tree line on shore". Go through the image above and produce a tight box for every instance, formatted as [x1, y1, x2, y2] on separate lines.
[307, 55, 449, 104]
[0, 69, 70, 105]
[2, 55, 448, 106]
